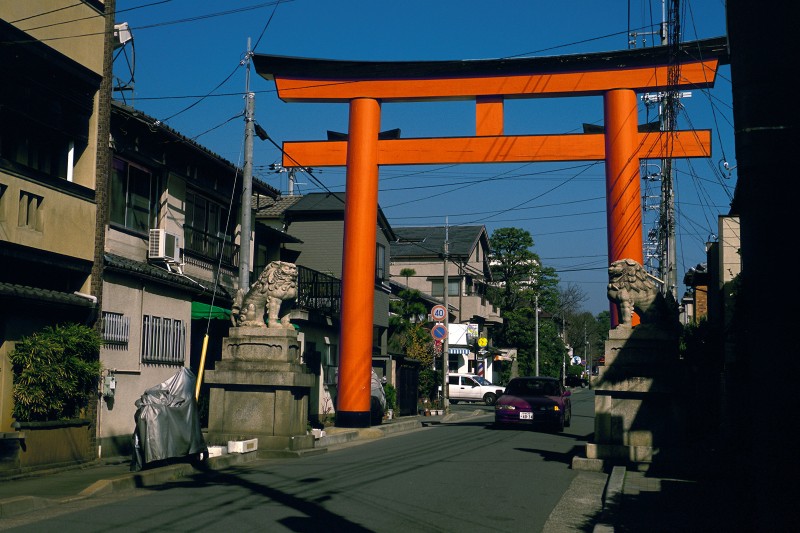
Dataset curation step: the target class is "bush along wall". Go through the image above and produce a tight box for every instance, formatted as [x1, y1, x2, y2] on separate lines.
[9, 323, 103, 423]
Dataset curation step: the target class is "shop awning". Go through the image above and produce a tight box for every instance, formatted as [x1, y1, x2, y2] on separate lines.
[449, 347, 470, 355]
[191, 302, 231, 320]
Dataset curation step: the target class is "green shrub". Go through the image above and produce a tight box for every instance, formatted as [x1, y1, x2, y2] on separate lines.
[418, 368, 439, 401]
[10, 323, 103, 422]
[384, 383, 398, 412]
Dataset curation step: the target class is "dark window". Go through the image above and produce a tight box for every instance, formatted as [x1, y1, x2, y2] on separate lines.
[0, 117, 70, 179]
[18, 191, 44, 231]
[431, 278, 459, 297]
[110, 157, 159, 234]
[375, 243, 386, 281]
[185, 190, 236, 264]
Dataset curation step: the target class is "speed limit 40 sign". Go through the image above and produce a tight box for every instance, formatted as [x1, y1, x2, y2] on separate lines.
[431, 305, 447, 322]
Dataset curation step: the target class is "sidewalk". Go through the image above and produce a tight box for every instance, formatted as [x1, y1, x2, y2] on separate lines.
[601, 448, 745, 532]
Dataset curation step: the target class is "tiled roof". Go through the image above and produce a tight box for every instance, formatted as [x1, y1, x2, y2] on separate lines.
[285, 192, 347, 214]
[255, 195, 304, 217]
[264, 193, 396, 241]
[103, 253, 232, 300]
[391, 225, 487, 259]
[0, 282, 96, 308]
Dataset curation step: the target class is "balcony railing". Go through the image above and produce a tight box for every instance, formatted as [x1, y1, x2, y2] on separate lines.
[184, 225, 238, 266]
[295, 265, 341, 318]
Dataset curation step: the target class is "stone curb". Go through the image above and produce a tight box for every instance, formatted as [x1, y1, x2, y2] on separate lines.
[592, 465, 626, 533]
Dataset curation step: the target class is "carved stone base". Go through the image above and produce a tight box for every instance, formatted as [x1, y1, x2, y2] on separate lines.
[583, 325, 688, 470]
[205, 328, 314, 452]
[222, 327, 300, 363]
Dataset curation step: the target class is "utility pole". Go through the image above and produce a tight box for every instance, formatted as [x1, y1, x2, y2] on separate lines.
[442, 220, 450, 413]
[91, 0, 115, 333]
[239, 37, 254, 291]
[662, 0, 681, 301]
[535, 292, 539, 376]
[584, 322, 590, 379]
[638, 0, 682, 300]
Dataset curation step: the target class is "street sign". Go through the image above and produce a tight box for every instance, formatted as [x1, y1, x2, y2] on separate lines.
[477, 337, 487, 347]
[431, 305, 447, 322]
[431, 323, 447, 340]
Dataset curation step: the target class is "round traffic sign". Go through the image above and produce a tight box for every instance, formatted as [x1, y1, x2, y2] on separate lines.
[431, 323, 447, 340]
[431, 305, 447, 322]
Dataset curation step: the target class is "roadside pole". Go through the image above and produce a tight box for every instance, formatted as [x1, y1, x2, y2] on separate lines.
[442, 222, 449, 413]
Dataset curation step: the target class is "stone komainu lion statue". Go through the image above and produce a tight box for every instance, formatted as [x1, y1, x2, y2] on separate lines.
[607, 258, 673, 328]
[231, 261, 298, 328]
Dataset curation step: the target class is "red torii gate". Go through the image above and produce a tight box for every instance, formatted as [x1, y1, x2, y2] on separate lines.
[254, 37, 727, 427]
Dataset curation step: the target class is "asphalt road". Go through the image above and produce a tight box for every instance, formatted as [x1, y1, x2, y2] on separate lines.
[2, 389, 597, 532]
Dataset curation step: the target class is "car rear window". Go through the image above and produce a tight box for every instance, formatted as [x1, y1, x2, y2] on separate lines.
[507, 379, 557, 396]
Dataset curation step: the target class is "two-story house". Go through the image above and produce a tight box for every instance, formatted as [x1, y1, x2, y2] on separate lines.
[0, 8, 105, 433]
[97, 100, 285, 456]
[390, 225, 503, 378]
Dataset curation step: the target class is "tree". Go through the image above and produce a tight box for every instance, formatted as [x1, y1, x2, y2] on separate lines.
[486, 227, 566, 379]
[554, 284, 589, 347]
[388, 279, 437, 398]
[388, 273, 428, 354]
[399, 267, 415, 286]
[487, 227, 538, 310]
[502, 307, 566, 378]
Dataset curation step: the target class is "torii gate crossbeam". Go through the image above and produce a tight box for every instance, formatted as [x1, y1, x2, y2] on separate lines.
[254, 37, 728, 428]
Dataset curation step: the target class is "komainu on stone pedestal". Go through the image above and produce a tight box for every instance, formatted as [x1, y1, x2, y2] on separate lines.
[231, 261, 298, 328]
[607, 258, 674, 328]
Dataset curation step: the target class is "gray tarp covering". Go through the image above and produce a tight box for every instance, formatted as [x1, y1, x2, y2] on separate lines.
[370, 369, 387, 425]
[131, 367, 206, 471]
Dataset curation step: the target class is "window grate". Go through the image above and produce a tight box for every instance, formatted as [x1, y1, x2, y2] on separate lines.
[102, 311, 130, 350]
[141, 314, 185, 365]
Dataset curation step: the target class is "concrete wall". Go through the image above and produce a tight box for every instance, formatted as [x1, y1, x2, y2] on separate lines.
[98, 272, 191, 456]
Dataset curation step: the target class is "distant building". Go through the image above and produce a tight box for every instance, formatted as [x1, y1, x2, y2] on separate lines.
[390, 225, 503, 377]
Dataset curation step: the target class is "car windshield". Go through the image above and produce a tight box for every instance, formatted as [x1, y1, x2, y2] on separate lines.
[506, 379, 558, 396]
[473, 376, 493, 386]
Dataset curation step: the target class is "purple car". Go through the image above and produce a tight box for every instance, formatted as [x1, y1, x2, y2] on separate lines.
[494, 376, 572, 432]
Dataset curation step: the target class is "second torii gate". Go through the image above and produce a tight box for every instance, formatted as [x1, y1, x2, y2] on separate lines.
[254, 36, 728, 427]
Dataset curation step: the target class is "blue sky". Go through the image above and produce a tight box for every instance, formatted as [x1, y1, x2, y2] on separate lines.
[108, 0, 735, 315]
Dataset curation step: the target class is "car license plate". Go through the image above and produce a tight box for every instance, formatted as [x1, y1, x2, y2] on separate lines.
[519, 412, 533, 420]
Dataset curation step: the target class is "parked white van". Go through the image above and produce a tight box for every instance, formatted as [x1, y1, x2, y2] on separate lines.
[447, 373, 505, 406]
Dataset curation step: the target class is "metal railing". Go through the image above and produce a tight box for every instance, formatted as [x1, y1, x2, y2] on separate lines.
[295, 265, 341, 318]
[183, 225, 238, 266]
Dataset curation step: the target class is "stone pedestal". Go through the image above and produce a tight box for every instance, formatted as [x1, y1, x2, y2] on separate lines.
[205, 327, 315, 452]
[583, 325, 688, 470]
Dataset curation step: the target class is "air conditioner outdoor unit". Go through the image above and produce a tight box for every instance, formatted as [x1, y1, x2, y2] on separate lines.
[148, 228, 181, 262]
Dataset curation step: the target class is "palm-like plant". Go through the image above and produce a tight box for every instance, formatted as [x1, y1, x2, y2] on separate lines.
[10, 323, 103, 422]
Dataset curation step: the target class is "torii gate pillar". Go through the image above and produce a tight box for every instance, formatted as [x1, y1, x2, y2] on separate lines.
[338, 98, 381, 426]
[604, 89, 644, 326]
